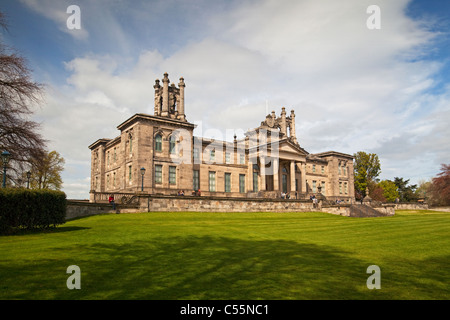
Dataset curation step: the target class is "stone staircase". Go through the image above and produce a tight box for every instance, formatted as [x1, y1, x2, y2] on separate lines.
[349, 204, 390, 217]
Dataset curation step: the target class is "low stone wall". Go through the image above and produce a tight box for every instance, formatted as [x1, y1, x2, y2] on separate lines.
[66, 195, 397, 220]
[66, 200, 114, 220]
[66, 200, 140, 220]
[394, 203, 429, 210]
[147, 195, 319, 213]
[66, 196, 321, 220]
[322, 205, 351, 216]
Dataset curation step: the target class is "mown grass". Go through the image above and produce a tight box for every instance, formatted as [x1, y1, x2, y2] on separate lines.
[0, 210, 449, 299]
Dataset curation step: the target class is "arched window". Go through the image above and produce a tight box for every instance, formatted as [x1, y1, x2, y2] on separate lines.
[155, 134, 162, 152]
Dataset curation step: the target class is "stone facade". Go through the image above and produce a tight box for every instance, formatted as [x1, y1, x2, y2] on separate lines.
[89, 73, 355, 203]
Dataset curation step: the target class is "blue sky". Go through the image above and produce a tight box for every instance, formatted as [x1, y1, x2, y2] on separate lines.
[1, 0, 449, 199]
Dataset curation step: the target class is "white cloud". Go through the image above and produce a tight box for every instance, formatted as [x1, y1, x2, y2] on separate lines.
[24, 0, 450, 198]
[20, 0, 89, 40]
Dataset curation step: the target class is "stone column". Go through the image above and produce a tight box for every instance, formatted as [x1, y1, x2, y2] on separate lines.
[153, 79, 161, 116]
[301, 162, 306, 193]
[178, 77, 185, 121]
[161, 73, 169, 117]
[260, 156, 266, 191]
[290, 110, 297, 144]
[248, 159, 253, 192]
[273, 157, 279, 191]
[290, 160, 296, 193]
[280, 107, 287, 137]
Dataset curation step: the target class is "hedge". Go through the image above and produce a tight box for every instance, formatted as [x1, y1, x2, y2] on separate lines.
[0, 188, 66, 233]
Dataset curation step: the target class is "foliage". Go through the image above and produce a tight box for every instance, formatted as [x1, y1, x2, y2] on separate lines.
[394, 177, 417, 202]
[0, 188, 66, 233]
[30, 150, 65, 190]
[353, 151, 381, 196]
[0, 10, 47, 185]
[378, 180, 399, 202]
[367, 180, 386, 202]
[428, 164, 450, 206]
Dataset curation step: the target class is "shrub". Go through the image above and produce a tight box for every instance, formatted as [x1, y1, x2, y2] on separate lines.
[0, 188, 66, 233]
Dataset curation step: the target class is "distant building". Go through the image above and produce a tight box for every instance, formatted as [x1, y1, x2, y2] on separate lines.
[89, 73, 355, 202]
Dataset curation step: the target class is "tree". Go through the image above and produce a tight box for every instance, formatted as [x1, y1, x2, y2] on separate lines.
[415, 179, 431, 202]
[30, 150, 65, 190]
[378, 180, 399, 202]
[0, 10, 47, 184]
[353, 151, 381, 197]
[367, 180, 386, 202]
[428, 164, 450, 206]
[394, 177, 417, 202]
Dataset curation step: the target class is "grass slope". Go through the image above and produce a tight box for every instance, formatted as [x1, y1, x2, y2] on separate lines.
[0, 210, 449, 299]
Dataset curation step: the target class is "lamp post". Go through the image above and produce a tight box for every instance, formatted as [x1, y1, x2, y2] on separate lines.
[26, 171, 31, 189]
[140, 167, 146, 192]
[2, 150, 11, 188]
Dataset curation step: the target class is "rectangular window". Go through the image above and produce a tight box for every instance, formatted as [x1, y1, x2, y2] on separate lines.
[210, 150, 215, 162]
[107, 175, 110, 188]
[107, 152, 110, 166]
[193, 148, 199, 161]
[344, 182, 348, 194]
[225, 173, 231, 192]
[343, 166, 347, 176]
[129, 166, 132, 181]
[113, 148, 117, 162]
[193, 170, 199, 191]
[240, 154, 245, 164]
[239, 174, 245, 193]
[225, 152, 231, 164]
[339, 182, 343, 194]
[321, 166, 324, 174]
[253, 172, 258, 192]
[321, 181, 326, 194]
[155, 165, 162, 184]
[312, 180, 316, 193]
[113, 172, 116, 187]
[169, 166, 176, 184]
[313, 164, 316, 173]
[282, 175, 288, 193]
[209, 171, 216, 192]
[338, 163, 341, 175]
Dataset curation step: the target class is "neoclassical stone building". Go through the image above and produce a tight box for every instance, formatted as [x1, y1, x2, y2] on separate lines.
[89, 73, 355, 202]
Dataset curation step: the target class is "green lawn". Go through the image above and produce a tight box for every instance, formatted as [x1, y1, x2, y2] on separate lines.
[0, 210, 449, 299]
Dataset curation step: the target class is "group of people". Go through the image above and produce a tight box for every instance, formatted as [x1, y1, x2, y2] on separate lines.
[280, 192, 291, 199]
[177, 190, 185, 196]
[310, 194, 319, 208]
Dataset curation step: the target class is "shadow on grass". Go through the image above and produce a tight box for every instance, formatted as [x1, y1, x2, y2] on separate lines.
[1, 226, 90, 236]
[1, 235, 448, 299]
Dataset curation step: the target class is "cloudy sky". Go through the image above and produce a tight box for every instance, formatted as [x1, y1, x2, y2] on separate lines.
[1, 0, 449, 199]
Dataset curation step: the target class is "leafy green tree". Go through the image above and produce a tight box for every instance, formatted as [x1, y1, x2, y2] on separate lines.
[378, 180, 399, 202]
[415, 179, 431, 201]
[394, 177, 417, 202]
[353, 151, 381, 197]
[30, 150, 65, 190]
